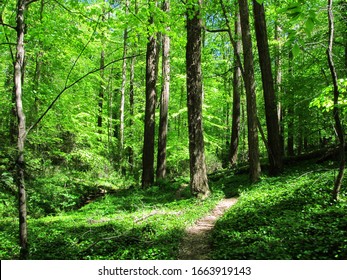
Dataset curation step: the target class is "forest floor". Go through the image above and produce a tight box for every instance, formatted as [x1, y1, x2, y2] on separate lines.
[1, 160, 347, 260]
[178, 197, 238, 259]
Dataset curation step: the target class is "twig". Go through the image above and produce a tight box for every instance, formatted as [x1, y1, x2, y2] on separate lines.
[80, 232, 152, 254]
[64, 16, 102, 88]
[26, 52, 144, 136]
[134, 210, 183, 223]
[134, 210, 160, 223]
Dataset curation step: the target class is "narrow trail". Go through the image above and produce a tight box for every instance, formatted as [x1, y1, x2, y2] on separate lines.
[178, 197, 238, 260]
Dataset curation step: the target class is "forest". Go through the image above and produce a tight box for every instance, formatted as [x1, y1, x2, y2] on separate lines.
[0, 0, 347, 260]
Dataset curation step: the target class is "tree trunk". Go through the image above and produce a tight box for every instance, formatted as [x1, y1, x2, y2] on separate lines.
[287, 50, 295, 156]
[274, 22, 285, 158]
[119, 1, 129, 165]
[97, 50, 105, 133]
[229, 10, 242, 166]
[14, 0, 28, 260]
[128, 55, 136, 172]
[327, 0, 345, 200]
[142, 7, 158, 188]
[253, 0, 283, 175]
[186, 0, 210, 198]
[128, 0, 139, 173]
[156, 0, 170, 180]
[238, 0, 261, 182]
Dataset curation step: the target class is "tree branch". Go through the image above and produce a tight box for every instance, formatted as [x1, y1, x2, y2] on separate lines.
[219, 0, 245, 78]
[26, 0, 39, 5]
[26, 53, 144, 136]
[205, 28, 229, 33]
[0, 42, 16, 46]
[51, 0, 90, 19]
[1, 25, 15, 62]
[0, 15, 16, 30]
[64, 16, 102, 88]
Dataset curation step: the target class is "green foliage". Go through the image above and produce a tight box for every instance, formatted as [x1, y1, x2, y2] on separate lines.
[212, 162, 347, 260]
[0, 181, 223, 259]
[310, 78, 347, 112]
[0, 0, 346, 261]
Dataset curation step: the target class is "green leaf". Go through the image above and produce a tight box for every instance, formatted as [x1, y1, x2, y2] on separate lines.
[292, 43, 301, 57]
[255, 0, 265, 4]
[304, 18, 315, 36]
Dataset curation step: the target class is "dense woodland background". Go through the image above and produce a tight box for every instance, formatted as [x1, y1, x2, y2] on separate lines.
[0, 0, 347, 260]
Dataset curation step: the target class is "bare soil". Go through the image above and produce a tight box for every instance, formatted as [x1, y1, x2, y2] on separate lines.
[178, 197, 238, 260]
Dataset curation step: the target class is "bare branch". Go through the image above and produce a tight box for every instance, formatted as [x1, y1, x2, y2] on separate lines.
[0, 21, 16, 30]
[205, 28, 229, 33]
[26, 0, 40, 5]
[1, 25, 15, 62]
[26, 53, 144, 136]
[51, 0, 90, 19]
[0, 42, 16, 46]
[64, 16, 102, 88]
[219, 0, 245, 78]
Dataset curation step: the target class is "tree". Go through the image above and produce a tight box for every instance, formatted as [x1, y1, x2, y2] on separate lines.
[119, 0, 129, 171]
[12, 0, 38, 260]
[252, 0, 283, 175]
[142, 1, 159, 188]
[229, 9, 242, 167]
[97, 49, 105, 133]
[186, 0, 210, 198]
[327, 0, 345, 200]
[287, 49, 295, 157]
[156, 0, 170, 180]
[238, 0, 261, 182]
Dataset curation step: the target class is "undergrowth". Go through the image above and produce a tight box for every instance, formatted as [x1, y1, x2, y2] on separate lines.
[0, 178, 224, 260]
[211, 161, 347, 260]
[1, 160, 347, 260]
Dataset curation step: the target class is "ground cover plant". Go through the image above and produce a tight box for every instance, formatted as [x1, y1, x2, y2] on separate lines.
[211, 161, 347, 260]
[0, 179, 224, 260]
[2, 160, 346, 260]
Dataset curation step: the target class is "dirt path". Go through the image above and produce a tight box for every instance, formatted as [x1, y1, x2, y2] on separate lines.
[178, 197, 238, 260]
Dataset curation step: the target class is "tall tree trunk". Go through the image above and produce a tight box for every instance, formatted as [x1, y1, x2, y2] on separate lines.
[156, 0, 170, 180]
[238, 0, 261, 182]
[119, 1, 129, 166]
[14, 0, 28, 260]
[128, 55, 136, 172]
[142, 4, 158, 188]
[186, 0, 210, 198]
[274, 22, 285, 158]
[128, 0, 139, 173]
[252, 0, 283, 175]
[229, 10, 242, 166]
[10, 83, 17, 145]
[97, 50, 105, 133]
[327, 0, 345, 200]
[287, 50, 295, 156]
[342, 0, 347, 74]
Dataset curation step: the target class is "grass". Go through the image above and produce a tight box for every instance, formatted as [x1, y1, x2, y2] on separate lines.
[1, 160, 347, 260]
[0, 178, 224, 260]
[211, 161, 347, 260]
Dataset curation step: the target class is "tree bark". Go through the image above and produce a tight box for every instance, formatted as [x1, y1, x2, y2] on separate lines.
[119, 0, 129, 164]
[128, 55, 136, 172]
[229, 10, 242, 166]
[287, 50, 295, 156]
[252, 0, 283, 175]
[238, 0, 261, 182]
[274, 22, 285, 158]
[327, 0, 345, 200]
[97, 50, 105, 133]
[156, 0, 170, 180]
[142, 5, 158, 188]
[186, 0, 210, 198]
[14, 0, 28, 260]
